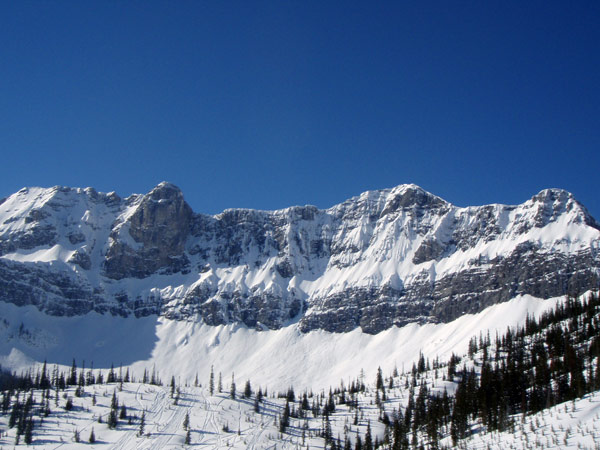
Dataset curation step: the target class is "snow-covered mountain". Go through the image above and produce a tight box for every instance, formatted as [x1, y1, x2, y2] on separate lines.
[0, 182, 599, 334]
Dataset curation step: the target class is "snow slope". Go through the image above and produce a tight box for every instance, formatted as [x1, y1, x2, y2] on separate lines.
[0, 294, 562, 392]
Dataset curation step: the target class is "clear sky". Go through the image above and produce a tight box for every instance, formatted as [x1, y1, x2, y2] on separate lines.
[1, 1, 599, 218]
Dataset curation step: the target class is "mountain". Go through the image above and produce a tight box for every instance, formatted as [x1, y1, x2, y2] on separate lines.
[0, 182, 599, 334]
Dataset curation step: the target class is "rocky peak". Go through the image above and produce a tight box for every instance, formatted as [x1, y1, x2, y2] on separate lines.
[529, 188, 598, 229]
[146, 181, 185, 202]
[129, 182, 191, 238]
[104, 182, 193, 279]
[381, 184, 448, 217]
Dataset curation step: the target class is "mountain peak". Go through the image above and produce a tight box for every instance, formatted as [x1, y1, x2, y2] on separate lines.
[532, 188, 574, 203]
[147, 181, 184, 201]
[381, 184, 447, 214]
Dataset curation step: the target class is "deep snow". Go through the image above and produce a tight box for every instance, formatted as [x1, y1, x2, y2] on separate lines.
[1, 294, 562, 392]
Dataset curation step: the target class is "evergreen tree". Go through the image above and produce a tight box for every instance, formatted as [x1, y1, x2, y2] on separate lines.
[376, 367, 384, 390]
[69, 359, 77, 385]
[209, 366, 214, 395]
[301, 391, 309, 410]
[120, 404, 128, 420]
[287, 386, 296, 402]
[322, 413, 333, 444]
[40, 360, 49, 390]
[364, 421, 373, 450]
[138, 410, 146, 436]
[9, 393, 20, 428]
[89, 427, 96, 443]
[280, 400, 290, 432]
[254, 395, 260, 413]
[230, 373, 236, 399]
[24, 415, 33, 444]
[355, 432, 362, 450]
[108, 390, 119, 429]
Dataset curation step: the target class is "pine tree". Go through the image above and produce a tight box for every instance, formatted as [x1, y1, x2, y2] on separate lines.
[209, 366, 215, 395]
[40, 360, 49, 390]
[108, 390, 119, 429]
[355, 432, 362, 450]
[183, 411, 190, 430]
[69, 359, 77, 385]
[376, 367, 384, 390]
[280, 400, 290, 432]
[244, 379, 252, 398]
[254, 395, 260, 413]
[111, 390, 118, 410]
[120, 404, 128, 420]
[89, 427, 96, 443]
[364, 421, 373, 450]
[108, 409, 118, 429]
[322, 413, 332, 444]
[24, 416, 33, 444]
[138, 410, 146, 436]
[230, 373, 236, 399]
[9, 393, 20, 428]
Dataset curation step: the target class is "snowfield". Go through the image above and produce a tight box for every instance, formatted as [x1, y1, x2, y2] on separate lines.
[0, 294, 562, 392]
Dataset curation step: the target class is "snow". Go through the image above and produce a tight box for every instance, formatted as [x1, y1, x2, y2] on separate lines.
[2, 348, 600, 449]
[441, 391, 600, 450]
[0, 294, 562, 393]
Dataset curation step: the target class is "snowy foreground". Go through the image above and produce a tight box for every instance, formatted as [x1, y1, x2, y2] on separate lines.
[2, 375, 600, 449]
[3, 293, 600, 448]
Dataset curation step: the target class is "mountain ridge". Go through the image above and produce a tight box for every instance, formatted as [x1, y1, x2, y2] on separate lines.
[0, 182, 598, 334]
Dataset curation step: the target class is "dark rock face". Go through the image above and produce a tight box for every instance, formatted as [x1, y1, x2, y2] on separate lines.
[0, 223, 57, 256]
[104, 182, 193, 279]
[0, 183, 599, 334]
[299, 286, 414, 334]
[68, 248, 92, 270]
[0, 259, 156, 318]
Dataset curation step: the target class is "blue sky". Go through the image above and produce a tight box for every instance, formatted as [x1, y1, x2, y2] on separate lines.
[1, 1, 599, 217]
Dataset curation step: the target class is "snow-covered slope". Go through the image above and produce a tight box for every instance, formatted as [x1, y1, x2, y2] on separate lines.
[2, 292, 600, 450]
[3, 378, 600, 449]
[0, 294, 565, 392]
[0, 183, 598, 334]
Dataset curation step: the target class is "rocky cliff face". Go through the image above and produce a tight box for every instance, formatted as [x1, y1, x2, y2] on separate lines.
[0, 183, 598, 334]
